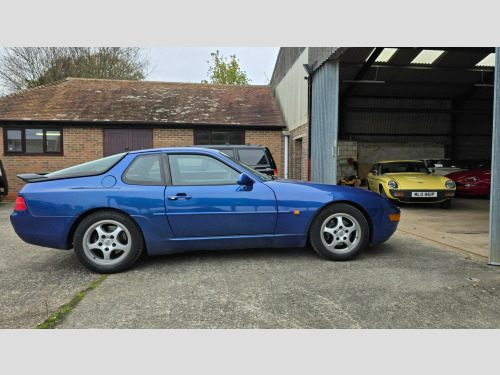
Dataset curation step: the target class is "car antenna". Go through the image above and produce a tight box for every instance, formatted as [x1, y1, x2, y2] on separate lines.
[136, 140, 144, 150]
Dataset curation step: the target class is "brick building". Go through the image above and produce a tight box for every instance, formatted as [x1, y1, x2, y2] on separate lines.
[0, 78, 285, 199]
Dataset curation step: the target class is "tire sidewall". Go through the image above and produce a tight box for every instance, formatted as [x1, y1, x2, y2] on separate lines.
[309, 204, 369, 261]
[74, 211, 143, 273]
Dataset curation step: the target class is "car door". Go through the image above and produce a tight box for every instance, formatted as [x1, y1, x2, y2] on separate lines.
[164, 153, 277, 238]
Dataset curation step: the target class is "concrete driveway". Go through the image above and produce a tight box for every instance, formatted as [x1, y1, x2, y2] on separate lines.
[0, 201, 101, 329]
[0, 197, 498, 329]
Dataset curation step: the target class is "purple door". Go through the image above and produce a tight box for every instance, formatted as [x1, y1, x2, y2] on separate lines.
[104, 129, 153, 156]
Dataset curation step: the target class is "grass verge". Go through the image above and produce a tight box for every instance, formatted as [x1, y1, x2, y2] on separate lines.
[36, 275, 108, 329]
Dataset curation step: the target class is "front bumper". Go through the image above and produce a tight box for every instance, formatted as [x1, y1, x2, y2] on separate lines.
[388, 189, 455, 203]
[455, 182, 489, 196]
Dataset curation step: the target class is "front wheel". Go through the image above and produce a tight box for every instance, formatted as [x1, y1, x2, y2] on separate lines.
[73, 211, 144, 273]
[309, 203, 369, 261]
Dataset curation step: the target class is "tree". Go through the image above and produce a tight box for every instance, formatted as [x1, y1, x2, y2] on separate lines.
[0, 47, 153, 94]
[202, 50, 251, 85]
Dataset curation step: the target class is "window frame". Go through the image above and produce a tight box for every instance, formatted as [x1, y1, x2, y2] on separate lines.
[3, 126, 64, 155]
[194, 130, 245, 145]
[167, 153, 242, 186]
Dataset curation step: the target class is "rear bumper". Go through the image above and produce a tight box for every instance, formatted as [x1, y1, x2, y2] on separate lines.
[10, 210, 74, 250]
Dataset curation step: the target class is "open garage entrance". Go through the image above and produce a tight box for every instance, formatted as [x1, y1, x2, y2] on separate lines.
[301, 47, 498, 263]
[335, 47, 494, 181]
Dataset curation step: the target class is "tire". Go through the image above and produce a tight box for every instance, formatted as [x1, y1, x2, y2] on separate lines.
[439, 199, 451, 209]
[309, 203, 369, 261]
[73, 211, 144, 273]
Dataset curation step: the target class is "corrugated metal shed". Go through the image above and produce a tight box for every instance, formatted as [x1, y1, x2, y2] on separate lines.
[310, 60, 340, 184]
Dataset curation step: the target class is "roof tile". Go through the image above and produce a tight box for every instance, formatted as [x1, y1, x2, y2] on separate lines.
[0, 78, 284, 127]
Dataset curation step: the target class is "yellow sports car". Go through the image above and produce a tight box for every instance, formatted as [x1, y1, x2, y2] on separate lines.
[366, 160, 456, 208]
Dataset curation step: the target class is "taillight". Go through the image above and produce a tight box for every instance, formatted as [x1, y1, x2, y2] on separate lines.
[14, 196, 27, 211]
[274, 170, 277, 176]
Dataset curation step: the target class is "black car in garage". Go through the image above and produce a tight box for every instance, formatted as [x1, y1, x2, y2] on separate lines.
[192, 144, 278, 177]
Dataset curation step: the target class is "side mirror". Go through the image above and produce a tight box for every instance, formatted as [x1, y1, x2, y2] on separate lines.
[237, 173, 254, 190]
[372, 170, 379, 176]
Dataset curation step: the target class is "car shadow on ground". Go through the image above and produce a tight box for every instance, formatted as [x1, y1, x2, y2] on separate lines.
[130, 241, 397, 272]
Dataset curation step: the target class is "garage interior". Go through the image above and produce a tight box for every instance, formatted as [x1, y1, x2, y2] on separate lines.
[304, 47, 498, 263]
[332, 48, 494, 175]
[332, 47, 498, 262]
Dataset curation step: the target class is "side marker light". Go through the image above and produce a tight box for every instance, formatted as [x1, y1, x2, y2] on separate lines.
[389, 213, 400, 222]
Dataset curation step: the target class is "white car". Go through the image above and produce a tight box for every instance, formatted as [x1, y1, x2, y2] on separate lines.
[422, 158, 463, 176]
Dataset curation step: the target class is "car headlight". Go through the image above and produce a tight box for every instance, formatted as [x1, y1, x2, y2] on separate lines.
[445, 180, 455, 189]
[388, 180, 398, 189]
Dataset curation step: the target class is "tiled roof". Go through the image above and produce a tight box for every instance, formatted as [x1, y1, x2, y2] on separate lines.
[0, 78, 284, 127]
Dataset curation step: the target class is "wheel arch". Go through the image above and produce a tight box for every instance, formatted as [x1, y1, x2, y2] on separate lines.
[66, 207, 147, 253]
[309, 200, 374, 242]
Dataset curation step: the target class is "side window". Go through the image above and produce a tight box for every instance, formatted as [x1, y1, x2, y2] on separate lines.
[169, 154, 241, 186]
[371, 164, 379, 175]
[122, 154, 164, 186]
[237, 149, 268, 166]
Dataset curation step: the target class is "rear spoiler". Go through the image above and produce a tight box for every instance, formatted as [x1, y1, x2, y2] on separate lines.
[17, 173, 49, 183]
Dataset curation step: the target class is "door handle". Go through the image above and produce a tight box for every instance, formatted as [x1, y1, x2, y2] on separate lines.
[168, 194, 192, 200]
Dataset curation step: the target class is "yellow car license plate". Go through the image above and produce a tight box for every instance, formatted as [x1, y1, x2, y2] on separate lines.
[412, 192, 437, 197]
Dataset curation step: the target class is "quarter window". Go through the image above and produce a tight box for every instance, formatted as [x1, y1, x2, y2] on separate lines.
[122, 154, 164, 186]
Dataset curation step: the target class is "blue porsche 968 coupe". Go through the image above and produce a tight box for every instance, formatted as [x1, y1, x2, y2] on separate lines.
[11, 148, 400, 273]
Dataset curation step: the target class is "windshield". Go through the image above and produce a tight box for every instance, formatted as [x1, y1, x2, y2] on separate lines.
[219, 151, 273, 181]
[425, 159, 457, 168]
[45, 153, 127, 178]
[381, 161, 430, 174]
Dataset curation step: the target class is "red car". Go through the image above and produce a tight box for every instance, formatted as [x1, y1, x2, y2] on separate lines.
[446, 162, 491, 197]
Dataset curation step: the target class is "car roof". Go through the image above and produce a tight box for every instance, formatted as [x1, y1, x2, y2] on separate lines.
[189, 144, 267, 149]
[128, 147, 222, 155]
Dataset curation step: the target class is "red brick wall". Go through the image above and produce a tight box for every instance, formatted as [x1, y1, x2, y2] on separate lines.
[245, 130, 283, 178]
[289, 123, 309, 180]
[153, 129, 194, 148]
[1, 126, 103, 199]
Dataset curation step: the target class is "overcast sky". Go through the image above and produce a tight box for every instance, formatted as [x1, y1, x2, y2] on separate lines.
[146, 47, 280, 85]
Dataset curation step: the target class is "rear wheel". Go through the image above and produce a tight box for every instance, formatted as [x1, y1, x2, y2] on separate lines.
[73, 211, 144, 273]
[309, 203, 369, 261]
